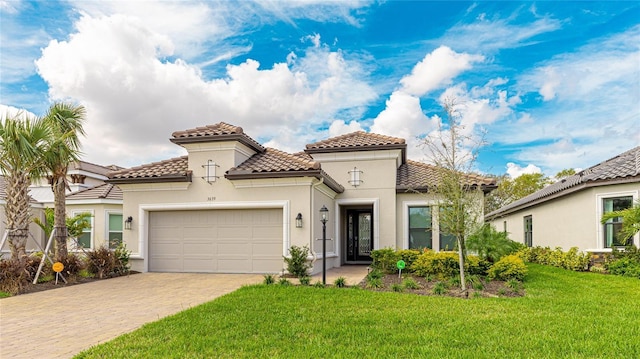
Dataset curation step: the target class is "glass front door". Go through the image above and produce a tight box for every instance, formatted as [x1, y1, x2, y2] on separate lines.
[346, 210, 373, 262]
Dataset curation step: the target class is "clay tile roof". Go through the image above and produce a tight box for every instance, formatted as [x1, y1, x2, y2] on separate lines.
[397, 160, 496, 193]
[305, 131, 406, 153]
[170, 122, 265, 153]
[107, 156, 191, 184]
[486, 146, 640, 220]
[226, 148, 344, 193]
[66, 183, 122, 201]
[229, 147, 320, 173]
[72, 161, 124, 176]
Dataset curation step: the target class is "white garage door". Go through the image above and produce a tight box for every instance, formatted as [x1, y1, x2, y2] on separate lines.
[148, 208, 283, 273]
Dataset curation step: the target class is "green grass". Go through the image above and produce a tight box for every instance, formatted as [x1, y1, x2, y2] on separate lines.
[75, 264, 640, 358]
[0, 291, 10, 298]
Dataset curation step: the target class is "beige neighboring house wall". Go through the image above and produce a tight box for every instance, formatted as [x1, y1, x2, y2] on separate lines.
[108, 123, 495, 274]
[487, 146, 640, 252]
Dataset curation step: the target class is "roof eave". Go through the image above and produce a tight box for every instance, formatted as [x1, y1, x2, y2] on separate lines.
[485, 175, 640, 221]
[225, 170, 344, 193]
[107, 173, 192, 185]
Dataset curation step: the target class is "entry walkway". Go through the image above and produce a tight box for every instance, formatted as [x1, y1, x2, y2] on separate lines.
[0, 266, 368, 358]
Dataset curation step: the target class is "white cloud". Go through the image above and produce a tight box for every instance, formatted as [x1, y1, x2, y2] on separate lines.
[399, 46, 484, 96]
[0, 104, 37, 120]
[440, 12, 562, 53]
[33, 12, 376, 167]
[506, 162, 542, 178]
[329, 120, 364, 136]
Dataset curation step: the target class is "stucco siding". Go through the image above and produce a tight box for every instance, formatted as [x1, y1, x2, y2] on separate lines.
[489, 182, 640, 251]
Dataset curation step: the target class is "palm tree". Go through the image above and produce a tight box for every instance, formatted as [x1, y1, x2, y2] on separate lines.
[42, 102, 86, 262]
[0, 113, 51, 263]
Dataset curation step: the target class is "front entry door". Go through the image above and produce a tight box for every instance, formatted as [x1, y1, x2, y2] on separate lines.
[346, 210, 373, 262]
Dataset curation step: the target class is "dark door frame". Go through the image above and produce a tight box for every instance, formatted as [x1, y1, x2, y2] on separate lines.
[345, 209, 373, 263]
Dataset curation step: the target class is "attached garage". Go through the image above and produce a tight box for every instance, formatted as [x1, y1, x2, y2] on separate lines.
[148, 208, 283, 273]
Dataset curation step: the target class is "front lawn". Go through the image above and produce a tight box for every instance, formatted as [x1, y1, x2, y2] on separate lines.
[76, 264, 640, 358]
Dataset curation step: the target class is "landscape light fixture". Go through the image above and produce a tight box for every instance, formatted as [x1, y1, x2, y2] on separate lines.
[319, 205, 329, 284]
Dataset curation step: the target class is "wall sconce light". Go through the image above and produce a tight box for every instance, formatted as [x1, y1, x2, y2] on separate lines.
[348, 167, 363, 187]
[124, 216, 133, 230]
[295, 213, 303, 228]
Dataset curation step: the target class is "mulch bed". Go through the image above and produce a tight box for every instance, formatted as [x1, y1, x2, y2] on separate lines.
[359, 273, 524, 298]
[3, 271, 140, 297]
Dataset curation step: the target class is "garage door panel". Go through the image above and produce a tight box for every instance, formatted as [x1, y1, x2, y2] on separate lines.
[149, 209, 282, 273]
[253, 242, 281, 256]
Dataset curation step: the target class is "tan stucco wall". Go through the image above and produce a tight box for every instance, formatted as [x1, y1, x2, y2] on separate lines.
[488, 182, 640, 251]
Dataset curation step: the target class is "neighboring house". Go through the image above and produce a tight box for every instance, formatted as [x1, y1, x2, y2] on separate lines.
[108, 122, 495, 274]
[65, 183, 123, 251]
[486, 146, 640, 253]
[0, 161, 124, 258]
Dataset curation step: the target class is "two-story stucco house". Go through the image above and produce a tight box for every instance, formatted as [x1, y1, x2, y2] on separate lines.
[108, 122, 495, 274]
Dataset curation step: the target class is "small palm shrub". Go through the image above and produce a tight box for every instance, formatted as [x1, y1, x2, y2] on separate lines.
[263, 274, 276, 285]
[278, 278, 292, 286]
[334, 276, 347, 288]
[488, 254, 528, 281]
[284, 245, 311, 278]
[313, 281, 325, 288]
[467, 224, 522, 263]
[391, 283, 404, 292]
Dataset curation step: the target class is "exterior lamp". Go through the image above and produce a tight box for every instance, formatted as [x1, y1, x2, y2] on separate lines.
[124, 216, 133, 230]
[319, 205, 329, 284]
[295, 213, 303, 228]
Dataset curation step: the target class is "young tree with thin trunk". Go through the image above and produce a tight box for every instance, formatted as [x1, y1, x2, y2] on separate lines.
[422, 98, 487, 292]
[0, 113, 51, 263]
[42, 102, 86, 262]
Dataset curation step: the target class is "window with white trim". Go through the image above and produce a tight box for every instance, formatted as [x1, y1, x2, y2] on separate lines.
[108, 213, 123, 250]
[524, 215, 533, 247]
[603, 196, 633, 248]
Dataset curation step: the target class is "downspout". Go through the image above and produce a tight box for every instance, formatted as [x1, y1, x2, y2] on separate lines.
[309, 177, 325, 267]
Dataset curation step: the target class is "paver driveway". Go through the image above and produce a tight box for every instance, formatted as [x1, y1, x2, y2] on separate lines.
[0, 273, 264, 359]
[0, 266, 367, 359]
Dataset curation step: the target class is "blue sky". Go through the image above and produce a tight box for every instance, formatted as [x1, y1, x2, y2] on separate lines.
[1, 1, 638, 177]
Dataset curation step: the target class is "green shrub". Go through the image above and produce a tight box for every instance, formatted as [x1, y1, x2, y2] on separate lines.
[465, 255, 490, 276]
[606, 258, 640, 278]
[366, 269, 384, 281]
[488, 255, 528, 281]
[412, 250, 459, 279]
[370, 248, 400, 274]
[113, 243, 131, 275]
[467, 224, 523, 262]
[397, 249, 421, 271]
[334, 276, 347, 288]
[278, 278, 292, 286]
[519, 246, 590, 272]
[313, 281, 325, 288]
[391, 283, 404, 292]
[284, 245, 311, 278]
[299, 276, 311, 286]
